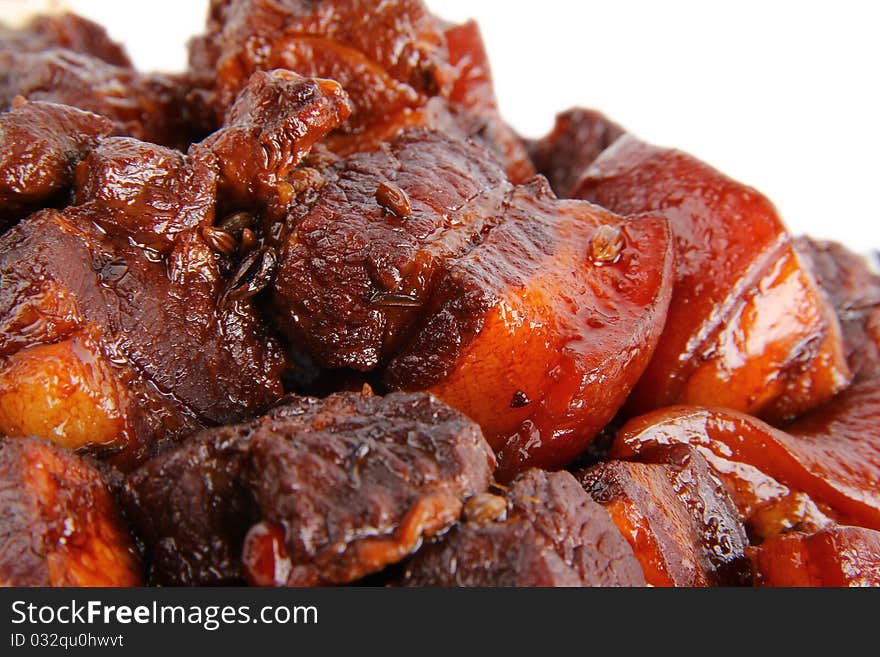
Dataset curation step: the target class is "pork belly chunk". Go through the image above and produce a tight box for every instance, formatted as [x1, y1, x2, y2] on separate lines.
[578, 444, 751, 587]
[269, 127, 674, 477]
[0, 147, 285, 469]
[0, 46, 200, 148]
[576, 134, 850, 423]
[611, 379, 880, 537]
[751, 525, 880, 587]
[401, 469, 646, 587]
[189, 0, 532, 179]
[123, 390, 495, 586]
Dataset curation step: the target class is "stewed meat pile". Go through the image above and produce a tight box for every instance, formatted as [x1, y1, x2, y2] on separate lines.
[0, 0, 878, 587]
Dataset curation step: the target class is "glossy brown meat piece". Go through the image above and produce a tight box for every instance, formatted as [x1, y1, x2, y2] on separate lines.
[191, 1, 528, 178]
[271, 128, 512, 371]
[0, 436, 142, 586]
[0, 48, 197, 148]
[400, 469, 646, 587]
[73, 137, 217, 252]
[527, 108, 624, 197]
[195, 0, 451, 129]
[576, 135, 851, 423]
[0, 208, 285, 469]
[750, 525, 880, 587]
[202, 69, 351, 204]
[271, 127, 673, 476]
[123, 390, 495, 586]
[383, 168, 673, 477]
[797, 237, 880, 383]
[611, 380, 880, 535]
[578, 444, 750, 587]
[0, 98, 114, 227]
[0, 12, 132, 67]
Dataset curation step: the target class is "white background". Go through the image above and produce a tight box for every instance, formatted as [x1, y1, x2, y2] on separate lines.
[3, 0, 878, 251]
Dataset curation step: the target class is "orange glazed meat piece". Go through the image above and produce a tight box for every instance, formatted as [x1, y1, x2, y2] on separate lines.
[0, 206, 285, 470]
[0, 338, 126, 452]
[0, 436, 142, 586]
[578, 444, 751, 587]
[610, 379, 880, 536]
[384, 181, 674, 478]
[751, 525, 880, 587]
[575, 134, 850, 423]
[269, 127, 674, 477]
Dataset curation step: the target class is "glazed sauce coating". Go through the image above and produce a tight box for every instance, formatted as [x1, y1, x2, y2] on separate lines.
[751, 525, 880, 587]
[0, 437, 142, 586]
[196, 0, 452, 131]
[579, 444, 751, 587]
[0, 208, 285, 470]
[611, 380, 880, 534]
[271, 128, 512, 371]
[0, 98, 114, 229]
[385, 178, 674, 478]
[575, 134, 850, 423]
[202, 68, 352, 203]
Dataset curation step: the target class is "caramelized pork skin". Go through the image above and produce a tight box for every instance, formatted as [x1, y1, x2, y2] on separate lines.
[751, 525, 880, 587]
[401, 469, 646, 587]
[576, 135, 850, 423]
[0, 203, 285, 469]
[0, 436, 142, 586]
[124, 390, 495, 586]
[527, 108, 624, 198]
[578, 444, 750, 587]
[0, 98, 114, 228]
[610, 380, 880, 537]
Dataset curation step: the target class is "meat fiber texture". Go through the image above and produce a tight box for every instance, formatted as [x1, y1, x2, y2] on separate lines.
[123, 390, 495, 586]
